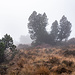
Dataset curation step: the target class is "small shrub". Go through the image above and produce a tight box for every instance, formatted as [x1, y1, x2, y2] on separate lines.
[48, 56, 60, 65]
[17, 58, 26, 68]
[64, 50, 75, 56]
[9, 70, 19, 75]
[36, 66, 50, 75]
[56, 66, 72, 74]
[62, 60, 74, 67]
[0, 65, 8, 74]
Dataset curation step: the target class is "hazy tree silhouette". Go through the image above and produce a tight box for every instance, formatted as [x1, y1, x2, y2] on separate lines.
[28, 12, 72, 46]
[28, 11, 48, 46]
[58, 15, 72, 42]
[68, 38, 75, 45]
[50, 20, 59, 44]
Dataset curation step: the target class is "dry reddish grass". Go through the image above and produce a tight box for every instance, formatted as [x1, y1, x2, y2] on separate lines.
[0, 45, 75, 75]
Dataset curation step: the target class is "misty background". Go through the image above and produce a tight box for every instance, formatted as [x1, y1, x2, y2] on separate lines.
[0, 0, 75, 45]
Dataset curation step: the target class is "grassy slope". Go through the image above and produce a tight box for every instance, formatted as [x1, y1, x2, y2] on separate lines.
[1, 45, 75, 75]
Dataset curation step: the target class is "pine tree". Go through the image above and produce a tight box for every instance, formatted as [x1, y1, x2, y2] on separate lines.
[2, 34, 16, 50]
[0, 42, 5, 63]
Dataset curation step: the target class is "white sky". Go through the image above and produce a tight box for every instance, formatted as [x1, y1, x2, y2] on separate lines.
[0, 0, 75, 43]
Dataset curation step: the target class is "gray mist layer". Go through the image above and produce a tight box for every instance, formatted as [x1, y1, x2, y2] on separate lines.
[0, 0, 75, 44]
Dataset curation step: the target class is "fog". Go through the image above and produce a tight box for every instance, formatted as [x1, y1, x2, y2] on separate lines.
[0, 0, 75, 44]
[20, 35, 32, 45]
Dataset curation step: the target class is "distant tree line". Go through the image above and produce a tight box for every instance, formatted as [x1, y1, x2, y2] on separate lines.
[0, 34, 16, 63]
[28, 11, 72, 46]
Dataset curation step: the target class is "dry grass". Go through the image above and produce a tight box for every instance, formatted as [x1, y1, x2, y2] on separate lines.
[0, 45, 75, 75]
[35, 66, 50, 75]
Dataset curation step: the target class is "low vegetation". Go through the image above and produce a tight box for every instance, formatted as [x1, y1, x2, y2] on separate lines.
[0, 44, 75, 75]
